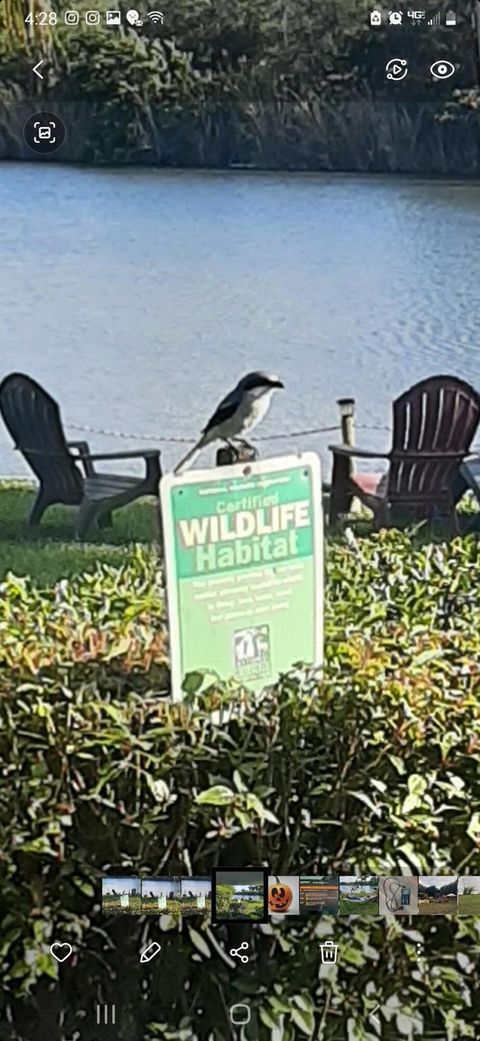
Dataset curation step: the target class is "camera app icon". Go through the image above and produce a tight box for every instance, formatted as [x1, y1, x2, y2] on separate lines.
[85, 10, 101, 24]
[64, 10, 79, 23]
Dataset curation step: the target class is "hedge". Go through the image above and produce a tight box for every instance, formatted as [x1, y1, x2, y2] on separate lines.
[1, 0, 479, 170]
[1, 530, 480, 1039]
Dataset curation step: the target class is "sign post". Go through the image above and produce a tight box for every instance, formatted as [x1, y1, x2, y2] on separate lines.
[160, 453, 323, 701]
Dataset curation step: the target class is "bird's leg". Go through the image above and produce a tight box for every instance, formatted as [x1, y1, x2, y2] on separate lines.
[222, 438, 242, 461]
[230, 437, 253, 450]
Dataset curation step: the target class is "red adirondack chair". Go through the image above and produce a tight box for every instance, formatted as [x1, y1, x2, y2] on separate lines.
[329, 375, 480, 532]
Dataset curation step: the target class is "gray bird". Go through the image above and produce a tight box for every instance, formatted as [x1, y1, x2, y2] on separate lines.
[174, 371, 284, 475]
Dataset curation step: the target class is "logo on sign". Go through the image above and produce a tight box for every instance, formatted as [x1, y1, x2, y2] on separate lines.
[234, 625, 271, 680]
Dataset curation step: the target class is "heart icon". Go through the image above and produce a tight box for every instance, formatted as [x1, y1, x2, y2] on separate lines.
[49, 942, 73, 963]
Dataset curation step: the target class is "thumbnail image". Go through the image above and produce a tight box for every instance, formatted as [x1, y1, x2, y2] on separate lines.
[379, 876, 419, 915]
[141, 877, 181, 915]
[418, 876, 458, 914]
[180, 876, 212, 916]
[299, 875, 338, 916]
[102, 877, 141, 915]
[458, 877, 480, 914]
[268, 876, 300, 916]
[212, 869, 267, 923]
[339, 876, 379, 915]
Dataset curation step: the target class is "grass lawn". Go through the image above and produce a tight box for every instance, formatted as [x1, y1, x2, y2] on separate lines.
[0, 483, 157, 585]
[458, 894, 480, 914]
[338, 896, 379, 916]
[102, 895, 142, 915]
[142, 898, 182, 915]
[0, 481, 478, 589]
[180, 897, 211, 916]
[229, 899, 265, 919]
[419, 898, 458, 915]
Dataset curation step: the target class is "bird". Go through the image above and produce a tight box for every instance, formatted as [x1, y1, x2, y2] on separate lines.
[173, 371, 284, 474]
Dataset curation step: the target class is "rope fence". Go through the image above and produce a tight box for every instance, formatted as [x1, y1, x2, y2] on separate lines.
[66, 420, 392, 443]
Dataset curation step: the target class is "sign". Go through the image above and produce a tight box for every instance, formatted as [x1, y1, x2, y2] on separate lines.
[160, 453, 323, 701]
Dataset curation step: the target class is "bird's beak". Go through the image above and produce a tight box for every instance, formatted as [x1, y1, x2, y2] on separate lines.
[272, 378, 284, 389]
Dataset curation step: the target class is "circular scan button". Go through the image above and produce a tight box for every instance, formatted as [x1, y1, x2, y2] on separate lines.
[229, 1003, 251, 1026]
[24, 112, 66, 155]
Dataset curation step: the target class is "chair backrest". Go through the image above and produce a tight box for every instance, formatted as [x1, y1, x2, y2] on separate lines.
[387, 375, 480, 508]
[0, 372, 84, 503]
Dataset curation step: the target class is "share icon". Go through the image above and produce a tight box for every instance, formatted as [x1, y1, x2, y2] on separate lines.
[229, 941, 250, 964]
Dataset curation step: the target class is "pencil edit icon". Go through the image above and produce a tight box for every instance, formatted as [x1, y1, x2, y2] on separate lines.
[140, 941, 162, 963]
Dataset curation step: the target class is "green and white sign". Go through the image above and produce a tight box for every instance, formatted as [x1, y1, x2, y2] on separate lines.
[160, 453, 323, 701]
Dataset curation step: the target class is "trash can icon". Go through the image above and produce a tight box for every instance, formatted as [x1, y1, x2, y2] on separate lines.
[319, 940, 338, 964]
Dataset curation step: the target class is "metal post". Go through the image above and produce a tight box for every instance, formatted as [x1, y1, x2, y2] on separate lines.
[337, 398, 356, 453]
[336, 397, 360, 515]
[216, 445, 258, 467]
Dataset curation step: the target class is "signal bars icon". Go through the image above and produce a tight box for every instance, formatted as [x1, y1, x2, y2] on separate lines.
[148, 10, 164, 22]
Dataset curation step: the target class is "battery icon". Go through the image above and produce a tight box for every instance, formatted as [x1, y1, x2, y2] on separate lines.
[445, 10, 456, 25]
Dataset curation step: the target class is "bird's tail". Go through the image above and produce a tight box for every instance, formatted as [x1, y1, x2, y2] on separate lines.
[173, 437, 205, 475]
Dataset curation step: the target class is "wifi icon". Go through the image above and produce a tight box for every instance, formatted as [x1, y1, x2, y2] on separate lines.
[148, 10, 164, 22]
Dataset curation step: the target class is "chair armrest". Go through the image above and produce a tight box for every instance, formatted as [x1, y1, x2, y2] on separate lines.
[461, 456, 480, 482]
[328, 443, 390, 460]
[84, 449, 160, 462]
[67, 440, 91, 454]
[83, 448, 162, 490]
[391, 451, 466, 461]
[67, 440, 95, 477]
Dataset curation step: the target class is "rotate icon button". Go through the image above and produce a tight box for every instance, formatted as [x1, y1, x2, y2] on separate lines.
[385, 58, 408, 81]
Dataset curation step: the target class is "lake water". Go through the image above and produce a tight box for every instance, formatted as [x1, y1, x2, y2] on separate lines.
[1, 164, 480, 479]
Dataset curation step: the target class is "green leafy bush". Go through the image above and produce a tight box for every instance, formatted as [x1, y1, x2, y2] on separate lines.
[1, 530, 480, 1039]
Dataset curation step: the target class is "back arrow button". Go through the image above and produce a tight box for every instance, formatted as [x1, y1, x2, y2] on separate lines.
[33, 60, 44, 79]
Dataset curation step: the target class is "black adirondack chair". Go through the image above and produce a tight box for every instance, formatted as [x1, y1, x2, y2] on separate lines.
[329, 375, 480, 532]
[0, 373, 161, 540]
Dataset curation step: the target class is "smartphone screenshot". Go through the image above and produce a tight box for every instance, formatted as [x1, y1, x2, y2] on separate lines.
[1, 2, 480, 1040]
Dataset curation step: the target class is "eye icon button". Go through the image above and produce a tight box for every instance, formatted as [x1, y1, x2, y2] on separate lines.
[430, 60, 455, 79]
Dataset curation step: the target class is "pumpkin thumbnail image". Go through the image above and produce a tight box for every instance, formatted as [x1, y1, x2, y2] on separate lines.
[268, 876, 300, 915]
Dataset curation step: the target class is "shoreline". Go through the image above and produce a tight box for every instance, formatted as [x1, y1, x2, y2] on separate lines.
[1, 157, 480, 183]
